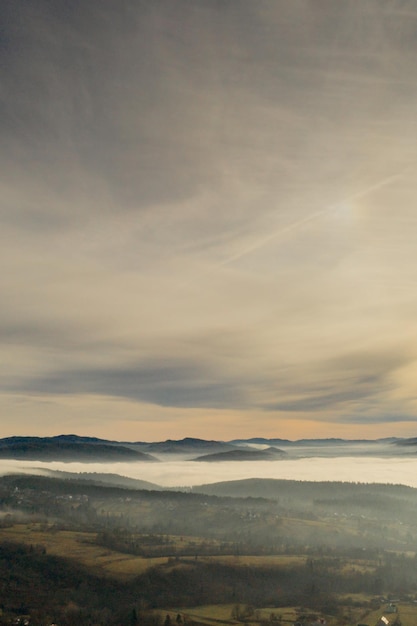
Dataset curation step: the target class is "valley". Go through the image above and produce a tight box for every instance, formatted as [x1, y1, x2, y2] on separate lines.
[1, 436, 417, 625]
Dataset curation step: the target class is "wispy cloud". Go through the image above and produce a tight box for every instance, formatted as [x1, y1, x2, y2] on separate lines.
[2, 0, 417, 438]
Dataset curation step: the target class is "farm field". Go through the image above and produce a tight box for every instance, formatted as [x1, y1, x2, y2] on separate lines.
[195, 554, 308, 567]
[0, 521, 388, 579]
[392, 603, 417, 626]
[155, 603, 369, 626]
[0, 523, 325, 575]
[2, 520, 417, 626]
[159, 604, 240, 625]
[156, 601, 417, 626]
[0, 523, 166, 576]
[0, 523, 316, 577]
[358, 602, 417, 626]
[154, 605, 302, 626]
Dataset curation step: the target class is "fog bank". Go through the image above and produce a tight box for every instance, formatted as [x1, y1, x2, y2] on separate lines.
[2, 456, 417, 489]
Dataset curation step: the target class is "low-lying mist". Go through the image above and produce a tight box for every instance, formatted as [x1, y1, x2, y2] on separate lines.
[2, 455, 417, 488]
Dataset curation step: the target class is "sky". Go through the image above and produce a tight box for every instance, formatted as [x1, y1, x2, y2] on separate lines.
[2, 0, 417, 441]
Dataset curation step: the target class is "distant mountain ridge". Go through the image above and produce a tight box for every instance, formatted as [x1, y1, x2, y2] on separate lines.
[0, 434, 115, 445]
[193, 446, 288, 462]
[142, 437, 236, 455]
[0, 433, 409, 463]
[0, 436, 157, 462]
[192, 477, 417, 502]
[395, 437, 417, 446]
[230, 437, 402, 446]
[40, 469, 162, 490]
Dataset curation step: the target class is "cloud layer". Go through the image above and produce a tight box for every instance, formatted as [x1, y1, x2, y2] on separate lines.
[2, 0, 417, 439]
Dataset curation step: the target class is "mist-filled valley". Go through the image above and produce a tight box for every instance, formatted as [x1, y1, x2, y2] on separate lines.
[2, 437, 417, 625]
[1, 437, 417, 489]
[4, 455, 417, 489]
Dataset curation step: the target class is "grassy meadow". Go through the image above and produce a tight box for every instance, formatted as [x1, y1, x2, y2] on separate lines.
[0, 523, 166, 576]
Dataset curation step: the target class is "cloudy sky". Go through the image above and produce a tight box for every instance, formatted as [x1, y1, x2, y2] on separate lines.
[2, 0, 417, 441]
